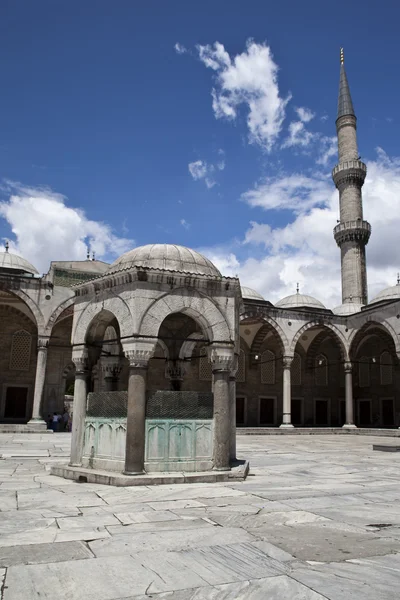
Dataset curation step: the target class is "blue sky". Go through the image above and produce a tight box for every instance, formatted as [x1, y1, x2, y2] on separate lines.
[1, 0, 400, 307]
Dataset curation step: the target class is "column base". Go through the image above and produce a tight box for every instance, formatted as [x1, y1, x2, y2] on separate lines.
[279, 423, 294, 429]
[342, 423, 357, 429]
[213, 466, 231, 472]
[123, 470, 145, 476]
[27, 418, 47, 425]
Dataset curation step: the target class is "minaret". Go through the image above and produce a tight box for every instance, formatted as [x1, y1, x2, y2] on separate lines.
[333, 48, 370, 305]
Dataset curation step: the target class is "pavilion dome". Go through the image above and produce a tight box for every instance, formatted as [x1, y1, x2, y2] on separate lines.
[108, 244, 221, 277]
[0, 248, 38, 276]
[333, 302, 364, 315]
[370, 281, 400, 305]
[241, 286, 265, 301]
[276, 291, 326, 310]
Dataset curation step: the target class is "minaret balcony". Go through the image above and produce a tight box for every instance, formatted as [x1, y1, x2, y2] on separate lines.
[332, 160, 367, 189]
[333, 220, 371, 246]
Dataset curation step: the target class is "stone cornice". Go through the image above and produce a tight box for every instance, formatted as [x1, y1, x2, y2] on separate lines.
[332, 160, 367, 190]
[73, 266, 241, 297]
[334, 220, 371, 246]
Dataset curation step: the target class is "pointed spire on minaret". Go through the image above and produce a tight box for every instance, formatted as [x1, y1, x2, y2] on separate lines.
[337, 47, 355, 120]
[5, 241, 9, 253]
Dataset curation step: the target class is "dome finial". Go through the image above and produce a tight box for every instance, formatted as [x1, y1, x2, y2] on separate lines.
[5, 241, 9, 253]
[92, 251, 96, 261]
[86, 246, 90, 260]
[340, 47, 344, 65]
[296, 282, 299, 294]
[397, 273, 400, 286]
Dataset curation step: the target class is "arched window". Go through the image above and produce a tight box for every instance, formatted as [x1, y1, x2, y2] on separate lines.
[236, 349, 246, 383]
[315, 354, 328, 386]
[292, 352, 302, 386]
[359, 356, 370, 387]
[380, 351, 393, 385]
[10, 330, 32, 371]
[261, 350, 275, 384]
[199, 346, 212, 381]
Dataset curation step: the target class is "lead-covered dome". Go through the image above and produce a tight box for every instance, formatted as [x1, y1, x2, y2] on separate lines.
[108, 244, 221, 277]
[333, 302, 364, 315]
[276, 292, 326, 310]
[370, 281, 400, 305]
[241, 286, 265, 301]
[0, 249, 38, 276]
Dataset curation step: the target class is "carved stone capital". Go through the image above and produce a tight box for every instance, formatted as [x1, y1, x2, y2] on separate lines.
[122, 338, 157, 368]
[282, 356, 294, 369]
[344, 361, 353, 374]
[165, 360, 186, 381]
[100, 356, 123, 377]
[72, 346, 89, 374]
[208, 344, 235, 373]
[37, 337, 49, 351]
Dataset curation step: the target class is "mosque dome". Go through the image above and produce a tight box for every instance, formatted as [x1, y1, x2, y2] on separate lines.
[370, 279, 400, 304]
[332, 302, 364, 316]
[0, 246, 38, 276]
[276, 289, 326, 310]
[241, 286, 265, 301]
[108, 244, 221, 277]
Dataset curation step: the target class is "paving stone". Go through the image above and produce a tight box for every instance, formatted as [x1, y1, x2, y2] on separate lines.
[106, 517, 213, 535]
[0, 541, 92, 567]
[3, 556, 158, 600]
[114, 510, 182, 525]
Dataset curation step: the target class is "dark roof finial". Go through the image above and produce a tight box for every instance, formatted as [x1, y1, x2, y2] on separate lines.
[397, 273, 400, 286]
[296, 282, 299, 294]
[92, 251, 95, 261]
[5, 241, 9, 253]
[86, 246, 90, 260]
[337, 48, 355, 120]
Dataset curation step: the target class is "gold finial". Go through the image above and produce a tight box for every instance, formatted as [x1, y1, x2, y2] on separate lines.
[340, 47, 344, 65]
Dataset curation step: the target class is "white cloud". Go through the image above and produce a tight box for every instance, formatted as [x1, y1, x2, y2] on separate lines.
[316, 136, 337, 166]
[241, 173, 331, 212]
[295, 107, 315, 123]
[180, 218, 190, 230]
[0, 182, 133, 274]
[201, 149, 400, 308]
[197, 40, 291, 151]
[188, 155, 225, 189]
[174, 43, 187, 55]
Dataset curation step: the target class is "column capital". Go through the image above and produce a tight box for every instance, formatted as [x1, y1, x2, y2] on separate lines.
[208, 344, 235, 373]
[99, 356, 123, 377]
[165, 360, 186, 381]
[282, 355, 294, 369]
[37, 337, 49, 350]
[72, 346, 89, 374]
[122, 338, 157, 368]
[344, 361, 353, 373]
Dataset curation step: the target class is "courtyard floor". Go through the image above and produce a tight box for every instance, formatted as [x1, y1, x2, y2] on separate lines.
[0, 433, 399, 599]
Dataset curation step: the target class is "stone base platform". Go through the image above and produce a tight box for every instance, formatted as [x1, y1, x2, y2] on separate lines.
[373, 444, 400, 452]
[237, 427, 400, 437]
[50, 459, 250, 487]
[0, 423, 51, 434]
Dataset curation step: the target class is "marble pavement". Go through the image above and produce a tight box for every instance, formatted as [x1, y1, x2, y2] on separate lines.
[0, 432, 399, 599]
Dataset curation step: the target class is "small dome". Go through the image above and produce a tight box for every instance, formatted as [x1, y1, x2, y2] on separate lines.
[241, 286, 265, 301]
[276, 292, 326, 310]
[370, 283, 400, 305]
[108, 244, 221, 277]
[0, 250, 38, 276]
[333, 302, 364, 315]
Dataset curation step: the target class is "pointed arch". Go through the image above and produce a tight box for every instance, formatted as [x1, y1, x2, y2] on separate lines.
[240, 311, 288, 354]
[72, 296, 133, 346]
[349, 320, 399, 359]
[289, 321, 349, 361]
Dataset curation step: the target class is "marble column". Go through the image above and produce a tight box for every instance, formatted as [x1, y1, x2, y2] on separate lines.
[122, 340, 156, 476]
[210, 345, 235, 471]
[28, 337, 49, 423]
[343, 361, 356, 429]
[280, 356, 294, 428]
[101, 357, 122, 392]
[229, 374, 237, 462]
[70, 349, 88, 466]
